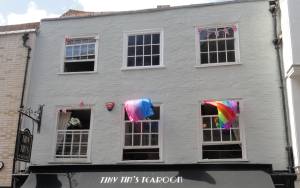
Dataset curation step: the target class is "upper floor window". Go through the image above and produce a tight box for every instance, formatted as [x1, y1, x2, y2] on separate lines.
[64, 37, 97, 72]
[123, 30, 163, 69]
[55, 108, 91, 160]
[123, 106, 161, 161]
[197, 25, 239, 65]
[200, 100, 244, 160]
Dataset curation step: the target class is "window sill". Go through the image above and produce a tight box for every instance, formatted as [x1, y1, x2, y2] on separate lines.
[49, 160, 92, 164]
[198, 159, 248, 163]
[121, 65, 166, 71]
[57, 71, 97, 75]
[195, 62, 241, 68]
[118, 160, 164, 164]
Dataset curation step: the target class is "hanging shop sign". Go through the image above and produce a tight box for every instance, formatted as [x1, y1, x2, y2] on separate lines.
[16, 129, 33, 162]
[19, 104, 44, 133]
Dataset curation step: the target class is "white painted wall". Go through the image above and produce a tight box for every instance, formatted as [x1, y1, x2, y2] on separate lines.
[27, 1, 288, 170]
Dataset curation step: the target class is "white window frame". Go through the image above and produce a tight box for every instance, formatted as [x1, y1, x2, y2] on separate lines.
[50, 105, 94, 163]
[198, 99, 247, 162]
[195, 23, 241, 68]
[59, 35, 99, 74]
[120, 103, 163, 163]
[122, 29, 165, 70]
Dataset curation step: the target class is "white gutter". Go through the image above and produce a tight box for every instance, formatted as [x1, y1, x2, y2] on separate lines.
[0, 29, 36, 35]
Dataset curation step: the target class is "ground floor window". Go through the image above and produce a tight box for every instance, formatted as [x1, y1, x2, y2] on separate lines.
[201, 100, 243, 160]
[55, 108, 91, 159]
[123, 106, 161, 161]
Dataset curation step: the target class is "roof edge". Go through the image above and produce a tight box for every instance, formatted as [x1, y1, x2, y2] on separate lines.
[41, 0, 268, 23]
[0, 29, 36, 35]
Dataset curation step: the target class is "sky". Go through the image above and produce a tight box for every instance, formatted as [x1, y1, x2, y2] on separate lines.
[0, 0, 224, 26]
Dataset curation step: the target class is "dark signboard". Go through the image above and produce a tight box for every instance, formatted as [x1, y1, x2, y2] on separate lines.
[16, 129, 33, 162]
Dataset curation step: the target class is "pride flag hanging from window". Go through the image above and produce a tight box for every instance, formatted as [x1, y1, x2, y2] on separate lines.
[125, 98, 154, 122]
[204, 100, 238, 129]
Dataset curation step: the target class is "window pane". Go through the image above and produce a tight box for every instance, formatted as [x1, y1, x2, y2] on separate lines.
[218, 40, 225, 51]
[209, 52, 217, 63]
[152, 55, 160, 65]
[73, 134, 80, 143]
[144, 45, 151, 55]
[125, 122, 132, 133]
[200, 41, 208, 52]
[203, 130, 211, 142]
[142, 135, 149, 146]
[136, 56, 143, 66]
[208, 28, 216, 39]
[144, 56, 151, 66]
[64, 145, 71, 155]
[81, 134, 88, 143]
[209, 41, 217, 51]
[231, 129, 240, 141]
[136, 35, 143, 45]
[128, 36, 135, 45]
[202, 117, 211, 129]
[218, 52, 226, 62]
[200, 30, 208, 40]
[88, 44, 95, 54]
[227, 51, 235, 62]
[72, 145, 79, 155]
[152, 34, 160, 44]
[125, 135, 132, 146]
[136, 46, 143, 55]
[128, 47, 135, 56]
[149, 106, 160, 120]
[226, 39, 235, 50]
[202, 144, 242, 159]
[144, 34, 151, 44]
[133, 135, 141, 146]
[134, 122, 141, 133]
[66, 46, 72, 57]
[127, 57, 135, 67]
[222, 129, 231, 141]
[81, 45, 88, 55]
[152, 45, 160, 54]
[56, 144, 63, 155]
[80, 145, 87, 155]
[213, 129, 221, 141]
[200, 53, 208, 64]
[142, 122, 150, 133]
[217, 28, 225, 38]
[232, 119, 239, 128]
[212, 117, 219, 128]
[226, 27, 234, 38]
[151, 122, 158, 133]
[73, 46, 80, 56]
[151, 134, 158, 145]
[201, 103, 218, 115]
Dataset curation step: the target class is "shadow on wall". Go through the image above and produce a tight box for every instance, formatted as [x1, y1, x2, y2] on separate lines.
[177, 170, 216, 184]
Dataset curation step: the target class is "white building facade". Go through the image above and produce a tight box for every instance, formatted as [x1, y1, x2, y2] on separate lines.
[20, 0, 296, 187]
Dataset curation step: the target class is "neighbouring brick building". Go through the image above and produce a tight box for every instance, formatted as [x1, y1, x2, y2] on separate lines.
[0, 22, 38, 187]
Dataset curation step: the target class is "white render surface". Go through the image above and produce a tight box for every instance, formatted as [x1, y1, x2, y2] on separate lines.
[27, 1, 288, 170]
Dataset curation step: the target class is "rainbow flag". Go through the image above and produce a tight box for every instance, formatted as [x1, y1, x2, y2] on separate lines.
[204, 100, 238, 128]
[125, 98, 154, 122]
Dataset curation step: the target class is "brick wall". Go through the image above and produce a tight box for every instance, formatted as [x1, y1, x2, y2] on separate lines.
[0, 32, 34, 187]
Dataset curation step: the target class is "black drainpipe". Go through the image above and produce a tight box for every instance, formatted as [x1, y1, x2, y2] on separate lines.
[269, 0, 294, 173]
[12, 33, 32, 188]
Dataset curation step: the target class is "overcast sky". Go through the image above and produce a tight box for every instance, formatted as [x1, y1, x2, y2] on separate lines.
[0, 0, 225, 26]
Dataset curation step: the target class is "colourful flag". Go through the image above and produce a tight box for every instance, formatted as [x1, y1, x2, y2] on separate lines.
[125, 98, 154, 122]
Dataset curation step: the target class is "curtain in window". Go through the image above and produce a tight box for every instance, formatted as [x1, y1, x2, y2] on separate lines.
[57, 112, 71, 130]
